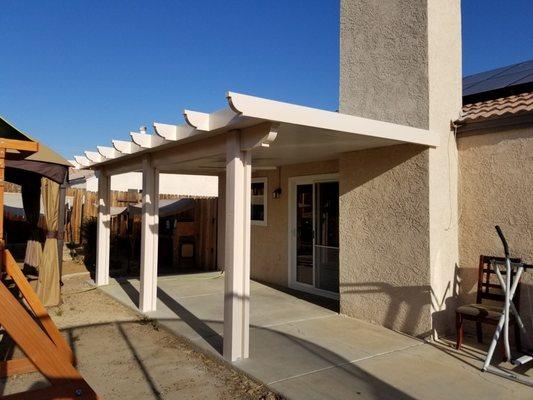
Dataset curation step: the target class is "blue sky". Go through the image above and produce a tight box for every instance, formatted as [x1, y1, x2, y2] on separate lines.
[1, 1, 532, 160]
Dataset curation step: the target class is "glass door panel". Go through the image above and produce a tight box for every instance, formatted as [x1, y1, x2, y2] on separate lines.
[314, 181, 339, 293]
[296, 184, 313, 285]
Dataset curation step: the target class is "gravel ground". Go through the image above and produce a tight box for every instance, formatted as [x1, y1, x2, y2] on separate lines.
[0, 272, 283, 399]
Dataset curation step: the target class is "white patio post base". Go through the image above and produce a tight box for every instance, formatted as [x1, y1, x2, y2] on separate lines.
[139, 156, 159, 313]
[95, 170, 110, 286]
[223, 131, 251, 361]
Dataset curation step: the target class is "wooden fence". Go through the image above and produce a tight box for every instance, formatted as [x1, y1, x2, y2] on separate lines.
[65, 188, 218, 271]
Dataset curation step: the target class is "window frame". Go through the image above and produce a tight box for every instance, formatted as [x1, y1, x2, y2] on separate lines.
[251, 177, 267, 226]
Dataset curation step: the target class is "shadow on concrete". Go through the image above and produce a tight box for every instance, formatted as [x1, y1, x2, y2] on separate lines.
[157, 287, 223, 354]
[117, 279, 140, 306]
[117, 323, 163, 399]
[0, 314, 418, 400]
[256, 279, 339, 312]
[429, 338, 533, 380]
[106, 282, 418, 399]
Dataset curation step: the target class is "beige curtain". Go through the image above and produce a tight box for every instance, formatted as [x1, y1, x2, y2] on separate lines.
[21, 178, 42, 270]
[36, 178, 60, 306]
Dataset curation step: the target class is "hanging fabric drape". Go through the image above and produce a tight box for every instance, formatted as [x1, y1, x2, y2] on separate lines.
[21, 176, 42, 270]
[36, 178, 60, 306]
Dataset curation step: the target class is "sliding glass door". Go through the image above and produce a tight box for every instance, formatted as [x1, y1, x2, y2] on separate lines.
[291, 175, 339, 297]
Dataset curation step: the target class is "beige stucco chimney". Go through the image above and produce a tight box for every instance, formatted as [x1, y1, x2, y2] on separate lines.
[338, 0, 462, 338]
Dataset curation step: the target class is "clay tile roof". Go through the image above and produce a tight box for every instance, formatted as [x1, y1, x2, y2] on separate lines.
[458, 91, 533, 124]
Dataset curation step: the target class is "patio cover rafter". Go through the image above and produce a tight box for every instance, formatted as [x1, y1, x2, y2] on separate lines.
[74, 91, 437, 172]
[131, 130, 168, 149]
[97, 146, 121, 159]
[153, 122, 196, 141]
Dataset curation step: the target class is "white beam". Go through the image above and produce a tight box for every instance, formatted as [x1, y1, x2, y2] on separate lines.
[85, 150, 104, 163]
[97, 145, 120, 159]
[139, 156, 159, 313]
[153, 122, 197, 141]
[151, 135, 226, 169]
[226, 91, 438, 147]
[183, 110, 210, 131]
[112, 139, 142, 154]
[103, 159, 143, 176]
[74, 155, 92, 167]
[95, 170, 110, 286]
[130, 131, 168, 148]
[241, 122, 279, 151]
[223, 130, 251, 361]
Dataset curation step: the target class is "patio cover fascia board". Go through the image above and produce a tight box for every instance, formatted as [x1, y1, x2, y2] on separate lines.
[74, 91, 437, 174]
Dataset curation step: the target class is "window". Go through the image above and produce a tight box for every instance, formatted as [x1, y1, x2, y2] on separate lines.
[251, 178, 267, 226]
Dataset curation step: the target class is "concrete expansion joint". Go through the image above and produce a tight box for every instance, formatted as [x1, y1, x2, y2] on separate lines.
[267, 342, 424, 385]
[173, 292, 220, 300]
[261, 314, 336, 329]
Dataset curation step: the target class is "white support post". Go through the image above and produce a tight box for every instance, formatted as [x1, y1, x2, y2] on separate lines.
[223, 131, 251, 361]
[217, 173, 226, 270]
[96, 170, 110, 286]
[243, 150, 251, 359]
[139, 156, 159, 313]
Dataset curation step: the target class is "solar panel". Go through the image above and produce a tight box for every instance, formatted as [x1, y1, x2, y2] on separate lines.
[463, 60, 533, 97]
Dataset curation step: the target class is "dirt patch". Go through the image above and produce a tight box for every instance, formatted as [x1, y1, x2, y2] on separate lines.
[61, 259, 92, 276]
[0, 275, 283, 399]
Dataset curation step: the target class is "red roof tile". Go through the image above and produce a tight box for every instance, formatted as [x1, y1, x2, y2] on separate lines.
[458, 91, 533, 124]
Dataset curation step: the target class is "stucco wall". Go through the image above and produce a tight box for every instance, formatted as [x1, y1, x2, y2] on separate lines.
[338, 0, 461, 338]
[339, 145, 433, 336]
[427, 0, 462, 337]
[250, 160, 338, 286]
[458, 125, 533, 336]
[339, 0, 428, 129]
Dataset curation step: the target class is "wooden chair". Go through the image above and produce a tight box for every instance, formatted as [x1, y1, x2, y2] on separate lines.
[456, 255, 522, 351]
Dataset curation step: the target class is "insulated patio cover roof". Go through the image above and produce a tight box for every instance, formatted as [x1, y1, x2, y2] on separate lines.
[73, 92, 436, 173]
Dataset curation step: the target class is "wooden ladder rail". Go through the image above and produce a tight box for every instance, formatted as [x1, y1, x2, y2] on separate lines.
[0, 275, 98, 399]
[0, 250, 75, 378]
[0, 138, 99, 398]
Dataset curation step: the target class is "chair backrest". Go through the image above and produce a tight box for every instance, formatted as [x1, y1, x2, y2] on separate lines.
[476, 255, 521, 308]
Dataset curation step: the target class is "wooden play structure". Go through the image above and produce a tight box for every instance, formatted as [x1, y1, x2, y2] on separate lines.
[0, 137, 99, 399]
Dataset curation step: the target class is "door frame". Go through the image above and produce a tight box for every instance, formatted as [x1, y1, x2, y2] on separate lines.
[288, 173, 339, 299]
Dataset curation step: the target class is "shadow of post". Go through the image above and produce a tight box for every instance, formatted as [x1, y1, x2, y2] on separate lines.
[157, 287, 223, 354]
[117, 280, 223, 354]
[117, 323, 162, 399]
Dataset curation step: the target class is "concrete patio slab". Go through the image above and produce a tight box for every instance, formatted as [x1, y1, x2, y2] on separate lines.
[266, 314, 421, 362]
[99, 274, 533, 400]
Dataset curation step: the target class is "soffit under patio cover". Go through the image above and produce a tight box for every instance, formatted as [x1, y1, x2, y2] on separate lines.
[1, 116, 71, 183]
[73, 92, 437, 174]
